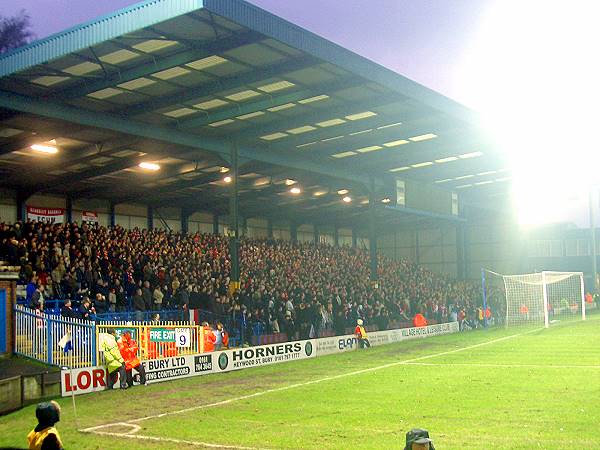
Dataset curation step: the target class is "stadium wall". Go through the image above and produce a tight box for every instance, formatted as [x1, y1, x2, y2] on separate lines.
[61, 322, 459, 396]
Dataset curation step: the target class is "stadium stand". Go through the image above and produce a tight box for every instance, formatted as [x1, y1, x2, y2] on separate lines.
[1, 220, 491, 342]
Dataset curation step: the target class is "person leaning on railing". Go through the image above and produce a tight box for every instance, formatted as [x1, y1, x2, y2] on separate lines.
[101, 329, 128, 390]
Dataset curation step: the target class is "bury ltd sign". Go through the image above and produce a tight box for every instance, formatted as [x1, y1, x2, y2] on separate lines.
[62, 323, 457, 396]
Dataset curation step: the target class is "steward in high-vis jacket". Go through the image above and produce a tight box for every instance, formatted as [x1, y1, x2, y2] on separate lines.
[354, 319, 371, 349]
[413, 313, 428, 328]
[101, 328, 128, 389]
[202, 321, 217, 352]
[27, 401, 63, 450]
[118, 329, 147, 386]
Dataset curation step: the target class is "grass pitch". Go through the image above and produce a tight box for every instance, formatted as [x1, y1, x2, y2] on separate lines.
[2, 317, 600, 449]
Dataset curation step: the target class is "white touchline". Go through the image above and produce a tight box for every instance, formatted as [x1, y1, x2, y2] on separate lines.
[82, 327, 539, 447]
[85, 429, 263, 449]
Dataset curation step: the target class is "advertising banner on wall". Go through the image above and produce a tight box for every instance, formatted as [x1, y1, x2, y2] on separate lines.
[213, 339, 315, 373]
[61, 324, 458, 397]
[82, 211, 98, 223]
[26, 206, 64, 224]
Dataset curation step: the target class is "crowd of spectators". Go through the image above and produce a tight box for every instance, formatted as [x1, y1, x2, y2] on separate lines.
[0, 220, 487, 339]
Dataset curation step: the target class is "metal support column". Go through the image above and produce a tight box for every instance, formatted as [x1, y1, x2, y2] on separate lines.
[267, 219, 274, 239]
[240, 216, 247, 237]
[290, 222, 298, 243]
[65, 197, 72, 223]
[229, 142, 240, 293]
[181, 208, 190, 234]
[109, 202, 116, 228]
[456, 223, 467, 280]
[352, 228, 357, 248]
[147, 205, 154, 230]
[368, 179, 378, 286]
[333, 226, 339, 247]
[314, 224, 320, 245]
[212, 213, 219, 235]
[16, 191, 28, 222]
[590, 188, 598, 292]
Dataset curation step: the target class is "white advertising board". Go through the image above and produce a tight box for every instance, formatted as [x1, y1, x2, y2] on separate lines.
[62, 324, 458, 397]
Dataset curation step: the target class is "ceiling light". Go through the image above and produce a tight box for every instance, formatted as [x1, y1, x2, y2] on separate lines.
[389, 166, 410, 172]
[342, 196, 352, 203]
[285, 179, 297, 186]
[314, 190, 327, 196]
[381, 197, 391, 204]
[298, 95, 329, 104]
[316, 118, 346, 128]
[454, 175, 474, 180]
[220, 167, 229, 173]
[223, 176, 232, 183]
[257, 80, 295, 93]
[287, 125, 317, 134]
[194, 99, 229, 110]
[345, 111, 377, 121]
[411, 161, 434, 168]
[337, 189, 349, 195]
[383, 139, 409, 147]
[409, 133, 437, 142]
[355, 145, 383, 153]
[435, 179, 453, 184]
[31, 141, 58, 154]
[377, 122, 403, 130]
[435, 156, 459, 163]
[331, 151, 357, 159]
[477, 170, 497, 176]
[139, 162, 160, 171]
[261, 132, 288, 141]
[267, 103, 296, 112]
[225, 90, 261, 102]
[186, 55, 228, 70]
[459, 151, 483, 159]
[290, 187, 301, 194]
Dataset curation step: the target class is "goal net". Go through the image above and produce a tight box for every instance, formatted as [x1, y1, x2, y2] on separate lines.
[483, 270, 585, 328]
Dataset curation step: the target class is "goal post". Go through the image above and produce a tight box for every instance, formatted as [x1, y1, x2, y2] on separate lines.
[482, 270, 586, 328]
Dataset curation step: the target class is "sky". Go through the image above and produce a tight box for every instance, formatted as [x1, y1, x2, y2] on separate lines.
[0, 0, 490, 106]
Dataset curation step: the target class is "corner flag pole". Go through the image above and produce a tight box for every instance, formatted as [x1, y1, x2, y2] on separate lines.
[59, 329, 79, 429]
[69, 348, 79, 430]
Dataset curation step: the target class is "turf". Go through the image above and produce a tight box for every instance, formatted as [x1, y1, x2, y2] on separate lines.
[2, 317, 599, 449]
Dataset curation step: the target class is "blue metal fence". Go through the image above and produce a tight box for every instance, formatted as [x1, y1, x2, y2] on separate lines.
[14, 305, 96, 368]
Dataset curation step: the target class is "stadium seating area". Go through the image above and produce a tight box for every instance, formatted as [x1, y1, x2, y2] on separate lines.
[0, 220, 488, 339]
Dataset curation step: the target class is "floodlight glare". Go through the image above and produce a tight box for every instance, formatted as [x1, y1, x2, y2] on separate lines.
[456, 1, 600, 226]
[138, 162, 160, 171]
[290, 187, 301, 194]
[342, 196, 352, 203]
[223, 176, 232, 183]
[31, 144, 58, 154]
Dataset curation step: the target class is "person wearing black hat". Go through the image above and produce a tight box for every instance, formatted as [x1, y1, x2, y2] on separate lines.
[27, 400, 63, 450]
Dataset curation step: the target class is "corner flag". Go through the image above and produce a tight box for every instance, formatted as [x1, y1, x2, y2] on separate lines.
[58, 332, 73, 353]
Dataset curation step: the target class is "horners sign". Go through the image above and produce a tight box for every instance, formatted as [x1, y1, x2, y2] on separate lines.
[216, 340, 315, 372]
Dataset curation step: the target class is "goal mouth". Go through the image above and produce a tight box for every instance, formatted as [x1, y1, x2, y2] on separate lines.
[482, 269, 588, 328]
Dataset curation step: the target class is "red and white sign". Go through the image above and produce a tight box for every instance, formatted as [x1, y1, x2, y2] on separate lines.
[61, 366, 108, 396]
[82, 211, 98, 223]
[26, 206, 65, 224]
